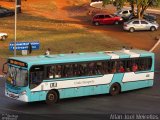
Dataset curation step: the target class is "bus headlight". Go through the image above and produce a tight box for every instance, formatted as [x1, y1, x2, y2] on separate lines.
[20, 91, 26, 95]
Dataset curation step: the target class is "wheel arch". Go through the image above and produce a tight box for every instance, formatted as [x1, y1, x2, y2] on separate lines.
[45, 89, 60, 104]
[49, 89, 60, 98]
[150, 26, 156, 31]
[110, 82, 122, 92]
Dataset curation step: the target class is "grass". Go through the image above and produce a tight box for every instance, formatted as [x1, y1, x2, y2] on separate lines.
[67, 0, 90, 6]
[0, 0, 126, 58]
[0, 13, 125, 58]
[27, 1, 57, 11]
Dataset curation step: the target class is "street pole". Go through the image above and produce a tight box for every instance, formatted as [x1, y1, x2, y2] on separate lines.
[14, 0, 17, 57]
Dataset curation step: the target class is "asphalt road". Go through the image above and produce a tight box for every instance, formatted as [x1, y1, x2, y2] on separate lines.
[0, 47, 160, 120]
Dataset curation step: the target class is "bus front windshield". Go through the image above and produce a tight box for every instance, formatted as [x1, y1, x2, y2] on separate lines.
[7, 66, 28, 87]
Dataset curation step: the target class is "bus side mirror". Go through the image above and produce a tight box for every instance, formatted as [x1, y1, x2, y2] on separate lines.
[2, 62, 8, 74]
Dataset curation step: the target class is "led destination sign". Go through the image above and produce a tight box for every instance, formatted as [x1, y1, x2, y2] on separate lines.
[8, 60, 27, 67]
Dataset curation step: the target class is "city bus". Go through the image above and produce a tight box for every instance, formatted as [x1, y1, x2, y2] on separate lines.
[3, 49, 154, 104]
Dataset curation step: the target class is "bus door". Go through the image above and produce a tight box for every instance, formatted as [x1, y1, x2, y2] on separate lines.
[29, 65, 45, 101]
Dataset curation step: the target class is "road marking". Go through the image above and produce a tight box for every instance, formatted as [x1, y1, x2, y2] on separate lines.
[149, 39, 160, 52]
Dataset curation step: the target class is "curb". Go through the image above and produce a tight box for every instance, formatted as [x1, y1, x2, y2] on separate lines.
[90, 1, 102, 8]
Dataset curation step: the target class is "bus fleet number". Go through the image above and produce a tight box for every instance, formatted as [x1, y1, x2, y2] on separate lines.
[50, 83, 57, 88]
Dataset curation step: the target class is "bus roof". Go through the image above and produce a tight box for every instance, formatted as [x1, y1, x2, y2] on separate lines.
[9, 49, 154, 66]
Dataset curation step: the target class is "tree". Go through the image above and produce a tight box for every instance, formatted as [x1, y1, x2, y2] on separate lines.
[103, 0, 126, 10]
[114, 0, 126, 10]
[103, 0, 160, 19]
[128, 0, 136, 15]
[136, 0, 160, 18]
[134, 0, 160, 19]
[102, 0, 112, 7]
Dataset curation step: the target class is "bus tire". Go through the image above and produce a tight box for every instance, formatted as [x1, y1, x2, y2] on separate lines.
[46, 90, 59, 104]
[109, 83, 121, 96]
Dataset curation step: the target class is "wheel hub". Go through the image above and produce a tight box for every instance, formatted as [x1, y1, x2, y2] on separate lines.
[49, 94, 54, 101]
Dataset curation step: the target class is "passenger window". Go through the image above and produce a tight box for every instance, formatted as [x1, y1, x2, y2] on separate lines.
[122, 11, 128, 14]
[47, 66, 56, 78]
[105, 15, 111, 18]
[99, 15, 104, 19]
[141, 21, 148, 24]
[133, 21, 139, 24]
[95, 15, 99, 19]
[30, 65, 44, 89]
[110, 61, 117, 73]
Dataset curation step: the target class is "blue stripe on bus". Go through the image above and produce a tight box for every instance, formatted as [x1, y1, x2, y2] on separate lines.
[111, 73, 124, 84]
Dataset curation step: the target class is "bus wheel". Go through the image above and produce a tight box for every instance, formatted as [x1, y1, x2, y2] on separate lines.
[109, 83, 121, 96]
[46, 90, 59, 104]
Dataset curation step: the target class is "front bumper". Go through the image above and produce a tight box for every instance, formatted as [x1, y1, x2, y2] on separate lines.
[5, 89, 28, 102]
[123, 26, 130, 31]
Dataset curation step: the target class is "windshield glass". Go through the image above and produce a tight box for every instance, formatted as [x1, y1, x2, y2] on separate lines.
[7, 66, 28, 87]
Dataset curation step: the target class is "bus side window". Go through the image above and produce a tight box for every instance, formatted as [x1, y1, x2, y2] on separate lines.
[88, 62, 95, 75]
[30, 65, 44, 88]
[125, 59, 133, 72]
[137, 57, 152, 71]
[96, 62, 104, 75]
[136, 58, 143, 71]
[31, 72, 37, 83]
[63, 64, 72, 78]
[111, 61, 117, 73]
[79, 63, 86, 76]
[102, 61, 109, 74]
[55, 65, 62, 78]
[147, 58, 152, 70]
[47, 66, 55, 79]
[73, 64, 79, 77]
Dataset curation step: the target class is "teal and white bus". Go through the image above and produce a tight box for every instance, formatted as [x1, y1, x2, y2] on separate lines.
[3, 49, 154, 104]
